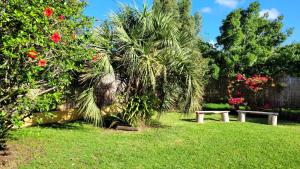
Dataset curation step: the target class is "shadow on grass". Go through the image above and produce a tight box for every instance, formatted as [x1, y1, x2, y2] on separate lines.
[181, 117, 223, 122]
[149, 119, 171, 129]
[277, 120, 300, 126]
[36, 120, 87, 130]
[242, 115, 300, 126]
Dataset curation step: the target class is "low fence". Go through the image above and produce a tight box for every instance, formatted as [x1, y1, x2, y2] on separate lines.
[23, 109, 82, 127]
[204, 75, 300, 109]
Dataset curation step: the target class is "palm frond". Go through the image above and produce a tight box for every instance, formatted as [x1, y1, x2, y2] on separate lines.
[77, 88, 102, 126]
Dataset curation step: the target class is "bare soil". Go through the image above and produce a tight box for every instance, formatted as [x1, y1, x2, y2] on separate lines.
[0, 140, 42, 169]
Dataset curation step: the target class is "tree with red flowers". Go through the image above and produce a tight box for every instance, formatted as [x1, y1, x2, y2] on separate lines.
[0, 0, 95, 149]
[227, 73, 274, 110]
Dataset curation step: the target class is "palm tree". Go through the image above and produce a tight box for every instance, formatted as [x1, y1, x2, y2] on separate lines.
[78, 4, 208, 126]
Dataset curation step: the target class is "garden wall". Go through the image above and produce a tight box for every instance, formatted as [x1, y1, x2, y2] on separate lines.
[23, 109, 82, 127]
[204, 75, 300, 108]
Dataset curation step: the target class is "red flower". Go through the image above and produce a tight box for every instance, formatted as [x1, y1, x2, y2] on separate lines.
[44, 7, 53, 17]
[51, 32, 61, 43]
[92, 56, 97, 62]
[236, 73, 246, 81]
[259, 76, 269, 83]
[27, 50, 38, 59]
[59, 15, 65, 20]
[228, 97, 244, 105]
[249, 85, 259, 92]
[38, 59, 47, 67]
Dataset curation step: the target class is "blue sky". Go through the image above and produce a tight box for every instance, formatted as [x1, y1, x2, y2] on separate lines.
[84, 0, 299, 44]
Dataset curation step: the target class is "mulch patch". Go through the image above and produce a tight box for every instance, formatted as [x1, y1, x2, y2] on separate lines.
[0, 145, 19, 169]
[0, 140, 43, 169]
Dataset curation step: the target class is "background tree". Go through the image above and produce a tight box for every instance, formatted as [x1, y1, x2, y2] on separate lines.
[153, 0, 202, 37]
[265, 43, 300, 76]
[216, 1, 292, 77]
[194, 11, 202, 35]
[178, 0, 194, 35]
[153, 0, 178, 16]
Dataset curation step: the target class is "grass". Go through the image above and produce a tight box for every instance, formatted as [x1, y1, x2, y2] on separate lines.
[203, 103, 231, 110]
[282, 108, 300, 115]
[7, 112, 300, 169]
[203, 103, 246, 110]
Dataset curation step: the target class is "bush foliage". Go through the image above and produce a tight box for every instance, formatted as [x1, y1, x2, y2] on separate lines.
[0, 0, 94, 149]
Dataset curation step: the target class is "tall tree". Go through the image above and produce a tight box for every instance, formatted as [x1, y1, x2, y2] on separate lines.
[153, 0, 178, 16]
[194, 11, 202, 35]
[178, 0, 194, 35]
[153, 0, 202, 36]
[216, 1, 292, 77]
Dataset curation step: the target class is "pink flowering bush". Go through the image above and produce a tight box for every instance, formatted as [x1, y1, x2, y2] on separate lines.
[228, 73, 274, 109]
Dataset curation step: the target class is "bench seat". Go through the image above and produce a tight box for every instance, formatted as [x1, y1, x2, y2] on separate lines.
[195, 111, 230, 123]
[237, 110, 278, 126]
[238, 110, 278, 116]
[196, 111, 230, 114]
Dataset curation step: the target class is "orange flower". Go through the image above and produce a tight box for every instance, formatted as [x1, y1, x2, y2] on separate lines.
[38, 59, 46, 67]
[27, 50, 38, 59]
[44, 7, 53, 17]
[51, 32, 61, 43]
[92, 56, 97, 62]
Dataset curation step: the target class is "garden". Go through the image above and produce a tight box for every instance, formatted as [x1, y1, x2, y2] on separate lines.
[1, 0, 300, 169]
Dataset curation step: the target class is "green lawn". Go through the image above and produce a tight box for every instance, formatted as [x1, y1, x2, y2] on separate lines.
[203, 103, 246, 110]
[8, 113, 300, 169]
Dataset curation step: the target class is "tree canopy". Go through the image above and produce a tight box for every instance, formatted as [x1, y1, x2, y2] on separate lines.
[216, 1, 292, 77]
[153, 0, 202, 37]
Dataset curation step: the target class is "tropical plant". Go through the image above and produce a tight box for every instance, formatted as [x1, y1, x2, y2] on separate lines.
[110, 95, 156, 127]
[77, 53, 116, 126]
[78, 4, 208, 127]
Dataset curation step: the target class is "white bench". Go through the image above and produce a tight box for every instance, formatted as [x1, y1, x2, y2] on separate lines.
[195, 111, 230, 123]
[237, 110, 279, 126]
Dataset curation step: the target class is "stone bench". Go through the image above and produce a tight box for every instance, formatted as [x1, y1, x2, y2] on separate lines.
[195, 111, 230, 123]
[237, 110, 279, 126]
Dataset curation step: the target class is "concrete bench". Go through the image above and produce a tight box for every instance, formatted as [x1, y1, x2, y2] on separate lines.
[237, 110, 279, 126]
[195, 111, 230, 123]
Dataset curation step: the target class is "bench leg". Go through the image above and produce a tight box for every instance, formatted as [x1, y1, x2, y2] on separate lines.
[268, 115, 277, 126]
[238, 112, 246, 122]
[221, 112, 230, 123]
[196, 113, 204, 123]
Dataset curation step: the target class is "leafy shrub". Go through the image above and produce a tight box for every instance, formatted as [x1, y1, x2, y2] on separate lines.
[110, 95, 157, 127]
[0, 0, 94, 148]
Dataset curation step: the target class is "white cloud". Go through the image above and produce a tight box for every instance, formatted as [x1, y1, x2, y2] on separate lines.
[209, 40, 216, 45]
[201, 7, 212, 13]
[259, 8, 280, 20]
[215, 0, 240, 8]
